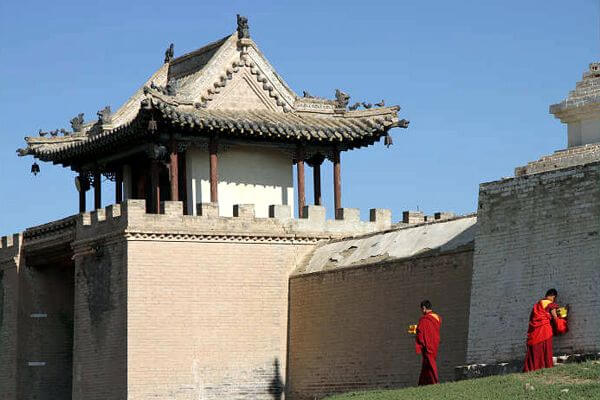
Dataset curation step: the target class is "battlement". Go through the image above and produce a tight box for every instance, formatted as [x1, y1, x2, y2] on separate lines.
[398, 210, 457, 226]
[0, 233, 22, 262]
[75, 200, 392, 243]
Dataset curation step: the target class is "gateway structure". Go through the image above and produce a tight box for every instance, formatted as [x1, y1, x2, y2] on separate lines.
[3, 15, 598, 400]
[18, 15, 407, 218]
[2, 16, 409, 400]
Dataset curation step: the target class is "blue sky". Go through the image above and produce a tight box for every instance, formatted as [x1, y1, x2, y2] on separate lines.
[0, 0, 598, 235]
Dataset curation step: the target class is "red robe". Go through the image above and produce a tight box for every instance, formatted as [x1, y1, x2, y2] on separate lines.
[415, 312, 441, 385]
[523, 299, 559, 372]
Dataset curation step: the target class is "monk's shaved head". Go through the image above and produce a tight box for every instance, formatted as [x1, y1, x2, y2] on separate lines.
[546, 288, 558, 297]
[420, 300, 432, 310]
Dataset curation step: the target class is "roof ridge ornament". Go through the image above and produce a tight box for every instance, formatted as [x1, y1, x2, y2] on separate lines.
[334, 89, 350, 112]
[237, 14, 250, 39]
[164, 43, 174, 63]
[97, 106, 112, 125]
[150, 79, 177, 96]
[70, 113, 85, 133]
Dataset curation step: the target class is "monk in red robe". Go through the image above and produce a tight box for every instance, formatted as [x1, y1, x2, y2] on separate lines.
[523, 288, 567, 372]
[415, 300, 441, 385]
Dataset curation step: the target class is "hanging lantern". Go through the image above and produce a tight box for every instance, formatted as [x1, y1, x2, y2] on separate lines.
[384, 133, 393, 148]
[31, 162, 40, 176]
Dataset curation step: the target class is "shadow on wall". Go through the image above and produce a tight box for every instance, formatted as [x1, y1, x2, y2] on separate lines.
[268, 358, 284, 400]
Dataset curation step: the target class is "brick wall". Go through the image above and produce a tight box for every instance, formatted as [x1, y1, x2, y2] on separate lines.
[126, 239, 313, 399]
[0, 235, 21, 400]
[467, 162, 600, 364]
[72, 238, 128, 399]
[17, 259, 74, 399]
[287, 249, 474, 399]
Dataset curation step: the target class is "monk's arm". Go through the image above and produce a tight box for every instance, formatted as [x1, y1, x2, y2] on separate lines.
[415, 323, 427, 354]
[550, 308, 558, 320]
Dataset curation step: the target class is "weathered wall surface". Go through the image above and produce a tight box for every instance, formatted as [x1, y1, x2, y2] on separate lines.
[287, 218, 476, 399]
[17, 259, 74, 400]
[126, 239, 312, 399]
[467, 162, 600, 364]
[0, 234, 21, 400]
[71, 220, 128, 399]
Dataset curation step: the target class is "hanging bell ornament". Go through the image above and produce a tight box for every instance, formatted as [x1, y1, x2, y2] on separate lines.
[31, 162, 40, 176]
[384, 133, 393, 148]
[148, 118, 158, 133]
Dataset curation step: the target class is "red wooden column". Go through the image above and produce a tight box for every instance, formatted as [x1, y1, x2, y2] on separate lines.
[93, 171, 101, 210]
[179, 151, 187, 214]
[297, 147, 306, 217]
[151, 160, 160, 213]
[115, 169, 123, 204]
[78, 173, 87, 213]
[312, 156, 323, 206]
[332, 149, 342, 211]
[209, 137, 218, 202]
[169, 138, 179, 201]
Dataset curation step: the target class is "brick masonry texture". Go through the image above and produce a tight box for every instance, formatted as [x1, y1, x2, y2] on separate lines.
[1, 153, 598, 400]
[287, 249, 473, 399]
[467, 162, 600, 364]
[0, 236, 21, 400]
[18, 260, 74, 400]
[514, 143, 600, 176]
[72, 238, 127, 399]
[126, 240, 313, 399]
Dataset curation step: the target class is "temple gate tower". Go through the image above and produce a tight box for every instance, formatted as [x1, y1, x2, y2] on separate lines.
[17, 16, 407, 218]
[3, 15, 408, 399]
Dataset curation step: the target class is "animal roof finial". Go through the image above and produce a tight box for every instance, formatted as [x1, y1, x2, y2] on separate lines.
[164, 43, 174, 63]
[237, 14, 250, 39]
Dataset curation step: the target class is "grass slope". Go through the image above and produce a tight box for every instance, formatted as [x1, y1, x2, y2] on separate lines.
[325, 361, 600, 400]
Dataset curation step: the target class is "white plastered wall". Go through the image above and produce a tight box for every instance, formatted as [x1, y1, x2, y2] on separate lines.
[185, 144, 294, 217]
[568, 118, 600, 147]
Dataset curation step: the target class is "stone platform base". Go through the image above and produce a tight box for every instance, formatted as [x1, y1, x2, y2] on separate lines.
[455, 352, 600, 381]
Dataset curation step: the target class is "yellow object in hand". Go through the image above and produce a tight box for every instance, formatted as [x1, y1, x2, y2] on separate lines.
[408, 324, 417, 334]
[557, 307, 568, 318]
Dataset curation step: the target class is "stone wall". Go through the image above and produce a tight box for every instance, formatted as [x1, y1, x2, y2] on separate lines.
[467, 162, 600, 364]
[287, 218, 476, 399]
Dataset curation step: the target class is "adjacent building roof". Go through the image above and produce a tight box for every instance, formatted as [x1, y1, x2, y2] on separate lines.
[17, 17, 409, 168]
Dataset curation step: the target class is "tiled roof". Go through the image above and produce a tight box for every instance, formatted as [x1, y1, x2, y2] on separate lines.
[21, 96, 407, 165]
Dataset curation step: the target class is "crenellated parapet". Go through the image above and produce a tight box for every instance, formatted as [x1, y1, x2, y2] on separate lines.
[126, 200, 391, 243]
[0, 234, 22, 265]
[73, 200, 392, 245]
[75, 203, 126, 244]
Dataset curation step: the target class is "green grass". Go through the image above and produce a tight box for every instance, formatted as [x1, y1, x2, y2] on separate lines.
[325, 361, 600, 400]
